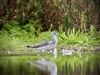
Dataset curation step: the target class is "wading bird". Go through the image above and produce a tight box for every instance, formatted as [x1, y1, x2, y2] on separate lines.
[27, 31, 58, 58]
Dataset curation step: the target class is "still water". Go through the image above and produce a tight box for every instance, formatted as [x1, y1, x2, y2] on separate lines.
[0, 53, 100, 75]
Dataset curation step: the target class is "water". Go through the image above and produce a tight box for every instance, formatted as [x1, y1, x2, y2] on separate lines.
[0, 53, 100, 75]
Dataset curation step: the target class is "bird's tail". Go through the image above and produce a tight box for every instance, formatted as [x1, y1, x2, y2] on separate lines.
[27, 45, 39, 48]
[27, 45, 34, 48]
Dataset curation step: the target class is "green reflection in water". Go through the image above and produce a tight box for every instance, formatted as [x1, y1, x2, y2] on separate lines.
[0, 53, 100, 75]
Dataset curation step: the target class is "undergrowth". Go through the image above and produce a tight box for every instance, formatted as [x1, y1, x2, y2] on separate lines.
[0, 21, 100, 51]
[58, 27, 100, 46]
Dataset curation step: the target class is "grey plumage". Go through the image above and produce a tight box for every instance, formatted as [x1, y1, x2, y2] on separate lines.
[27, 31, 58, 52]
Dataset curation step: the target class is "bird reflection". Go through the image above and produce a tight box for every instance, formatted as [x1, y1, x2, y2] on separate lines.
[28, 58, 57, 75]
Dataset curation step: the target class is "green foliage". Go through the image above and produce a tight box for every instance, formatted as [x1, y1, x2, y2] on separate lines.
[0, 0, 99, 31]
[0, 20, 100, 51]
[0, 21, 51, 50]
[58, 28, 100, 45]
[0, 21, 36, 50]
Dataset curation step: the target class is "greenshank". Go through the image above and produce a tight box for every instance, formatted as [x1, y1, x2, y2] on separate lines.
[27, 31, 58, 58]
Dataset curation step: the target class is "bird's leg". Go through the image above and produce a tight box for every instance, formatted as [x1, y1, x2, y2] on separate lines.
[50, 50, 53, 53]
[53, 48, 57, 59]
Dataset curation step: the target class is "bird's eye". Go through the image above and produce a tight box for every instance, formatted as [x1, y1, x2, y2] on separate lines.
[54, 32, 57, 35]
[52, 31, 57, 35]
[54, 32, 55, 34]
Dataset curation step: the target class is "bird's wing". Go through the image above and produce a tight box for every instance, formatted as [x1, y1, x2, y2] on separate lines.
[27, 38, 56, 48]
[27, 41, 52, 48]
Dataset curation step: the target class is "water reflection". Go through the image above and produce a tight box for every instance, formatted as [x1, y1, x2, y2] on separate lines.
[28, 58, 57, 75]
[0, 53, 100, 75]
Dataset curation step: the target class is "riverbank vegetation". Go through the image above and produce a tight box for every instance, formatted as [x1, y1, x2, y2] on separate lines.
[0, 20, 100, 51]
[0, 0, 100, 51]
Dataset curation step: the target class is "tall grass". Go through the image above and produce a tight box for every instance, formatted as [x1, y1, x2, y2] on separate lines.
[0, 21, 51, 51]
[0, 21, 100, 51]
[58, 26, 100, 46]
